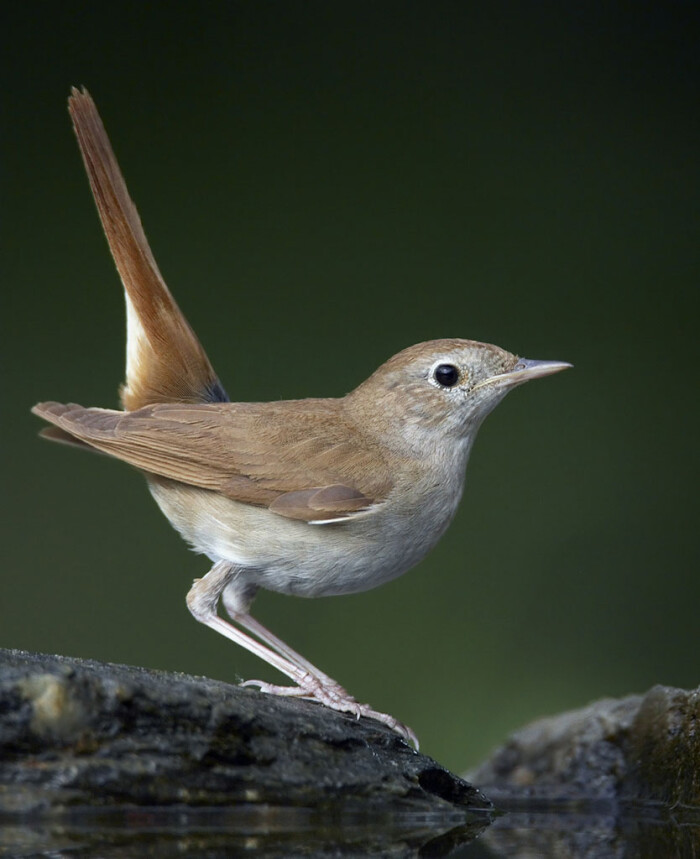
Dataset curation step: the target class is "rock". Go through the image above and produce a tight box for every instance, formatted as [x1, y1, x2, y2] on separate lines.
[469, 684, 700, 810]
[466, 687, 700, 857]
[0, 649, 491, 833]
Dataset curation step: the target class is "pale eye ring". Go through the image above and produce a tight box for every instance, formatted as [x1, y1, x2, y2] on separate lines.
[433, 363, 460, 388]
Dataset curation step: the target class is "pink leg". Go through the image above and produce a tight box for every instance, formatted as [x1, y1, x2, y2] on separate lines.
[187, 562, 419, 748]
[234, 612, 419, 749]
[229, 607, 349, 693]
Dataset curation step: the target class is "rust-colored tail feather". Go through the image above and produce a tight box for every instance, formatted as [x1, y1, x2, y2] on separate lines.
[68, 87, 227, 410]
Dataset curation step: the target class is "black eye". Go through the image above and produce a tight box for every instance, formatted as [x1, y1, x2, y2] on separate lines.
[433, 363, 460, 387]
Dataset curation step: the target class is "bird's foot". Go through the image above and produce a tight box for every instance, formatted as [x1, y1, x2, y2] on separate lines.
[240, 676, 352, 706]
[240, 678, 319, 698]
[350, 702, 419, 750]
[240, 677, 419, 749]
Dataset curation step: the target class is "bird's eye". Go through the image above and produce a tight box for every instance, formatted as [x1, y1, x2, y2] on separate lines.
[433, 363, 460, 388]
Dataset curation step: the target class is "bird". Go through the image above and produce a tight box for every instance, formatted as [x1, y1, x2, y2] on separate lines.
[32, 88, 571, 749]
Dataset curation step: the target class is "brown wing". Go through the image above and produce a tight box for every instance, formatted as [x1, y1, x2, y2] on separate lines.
[32, 399, 392, 522]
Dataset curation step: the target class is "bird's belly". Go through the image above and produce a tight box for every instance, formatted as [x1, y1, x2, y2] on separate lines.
[258, 508, 448, 597]
[148, 477, 463, 598]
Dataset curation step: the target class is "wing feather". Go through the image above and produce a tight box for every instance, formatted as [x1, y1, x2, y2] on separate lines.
[32, 400, 392, 522]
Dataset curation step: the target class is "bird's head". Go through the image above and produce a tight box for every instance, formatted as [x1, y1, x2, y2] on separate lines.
[347, 338, 571, 449]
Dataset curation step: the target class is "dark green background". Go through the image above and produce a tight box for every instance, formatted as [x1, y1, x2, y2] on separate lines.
[3, 3, 699, 770]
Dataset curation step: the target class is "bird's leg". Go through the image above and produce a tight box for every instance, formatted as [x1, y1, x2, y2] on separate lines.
[221, 590, 349, 698]
[234, 616, 352, 702]
[187, 562, 328, 696]
[188, 562, 419, 748]
[230, 610, 420, 749]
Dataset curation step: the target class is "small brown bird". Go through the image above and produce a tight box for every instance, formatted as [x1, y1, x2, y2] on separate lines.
[33, 89, 570, 748]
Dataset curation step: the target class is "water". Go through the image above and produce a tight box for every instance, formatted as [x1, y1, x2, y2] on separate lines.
[1, 803, 698, 857]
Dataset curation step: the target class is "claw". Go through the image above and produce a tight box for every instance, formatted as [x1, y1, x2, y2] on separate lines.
[240, 677, 419, 749]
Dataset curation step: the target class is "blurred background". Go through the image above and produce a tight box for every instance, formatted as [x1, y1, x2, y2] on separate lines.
[2, 3, 698, 771]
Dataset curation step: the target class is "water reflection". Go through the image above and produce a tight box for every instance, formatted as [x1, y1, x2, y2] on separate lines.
[0, 806, 490, 857]
[457, 804, 700, 858]
[1, 805, 698, 856]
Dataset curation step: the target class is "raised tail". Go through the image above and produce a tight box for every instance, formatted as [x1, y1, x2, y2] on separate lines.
[68, 87, 228, 410]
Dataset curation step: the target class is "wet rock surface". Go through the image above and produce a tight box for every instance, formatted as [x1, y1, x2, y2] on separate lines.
[467, 687, 700, 856]
[6, 650, 700, 855]
[469, 684, 700, 810]
[0, 648, 491, 823]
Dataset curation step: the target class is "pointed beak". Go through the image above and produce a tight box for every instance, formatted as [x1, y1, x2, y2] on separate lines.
[474, 358, 572, 391]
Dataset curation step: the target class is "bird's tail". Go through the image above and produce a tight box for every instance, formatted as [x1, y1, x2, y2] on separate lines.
[68, 87, 228, 411]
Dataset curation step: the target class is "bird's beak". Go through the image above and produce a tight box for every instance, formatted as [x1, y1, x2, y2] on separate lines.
[474, 358, 572, 391]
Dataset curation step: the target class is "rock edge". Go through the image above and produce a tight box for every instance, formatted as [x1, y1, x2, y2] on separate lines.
[0, 649, 491, 818]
